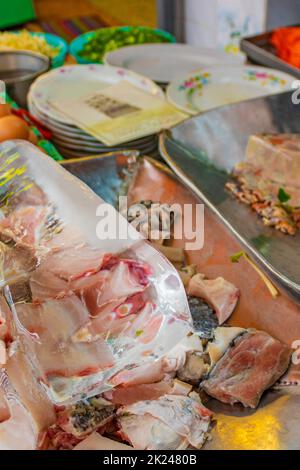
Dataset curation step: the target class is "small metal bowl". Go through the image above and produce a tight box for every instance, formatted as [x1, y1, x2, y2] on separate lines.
[0, 50, 50, 108]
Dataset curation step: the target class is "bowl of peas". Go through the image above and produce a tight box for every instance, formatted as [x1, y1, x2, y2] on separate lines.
[70, 26, 176, 64]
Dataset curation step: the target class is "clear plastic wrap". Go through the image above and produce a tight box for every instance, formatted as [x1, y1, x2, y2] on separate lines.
[0, 140, 191, 404]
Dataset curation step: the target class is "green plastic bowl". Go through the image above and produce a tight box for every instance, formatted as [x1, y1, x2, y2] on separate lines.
[70, 26, 176, 64]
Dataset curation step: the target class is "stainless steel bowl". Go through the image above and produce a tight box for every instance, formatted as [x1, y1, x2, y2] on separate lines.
[0, 50, 50, 108]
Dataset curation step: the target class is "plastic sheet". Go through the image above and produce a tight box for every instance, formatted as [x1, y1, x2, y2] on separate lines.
[0, 140, 191, 404]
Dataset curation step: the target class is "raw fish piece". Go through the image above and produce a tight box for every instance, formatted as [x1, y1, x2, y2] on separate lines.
[0, 372, 38, 450]
[105, 380, 172, 405]
[15, 296, 114, 377]
[47, 424, 82, 450]
[187, 274, 239, 324]
[202, 329, 291, 408]
[0, 387, 10, 422]
[0, 295, 12, 341]
[57, 397, 115, 437]
[30, 256, 150, 318]
[74, 432, 132, 450]
[72, 292, 146, 341]
[0, 240, 38, 283]
[122, 302, 163, 345]
[177, 351, 208, 385]
[71, 259, 150, 316]
[171, 379, 193, 396]
[206, 326, 245, 368]
[110, 333, 203, 387]
[118, 394, 212, 449]
[4, 182, 47, 212]
[6, 345, 56, 432]
[30, 269, 71, 301]
[0, 206, 49, 246]
[119, 414, 189, 450]
[109, 359, 171, 387]
[37, 245, 106, 282]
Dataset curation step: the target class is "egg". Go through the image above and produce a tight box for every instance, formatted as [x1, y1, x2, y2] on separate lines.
[28, 129, 38, 145]
[0, 104, 12, 118]
[0, 115, 30, 142]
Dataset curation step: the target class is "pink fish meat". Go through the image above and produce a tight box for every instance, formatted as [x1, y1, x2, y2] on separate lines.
[188, 273, 239, 324]
[202, 329, 291, 408]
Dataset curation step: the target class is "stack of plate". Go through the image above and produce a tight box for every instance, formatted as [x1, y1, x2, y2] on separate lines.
[28, 64, 163, 158]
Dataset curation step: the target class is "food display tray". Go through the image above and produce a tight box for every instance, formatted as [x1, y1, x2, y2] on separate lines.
[62, 151, 300, 449]
[241, 28, 300, 78]
[159, 91, 300, 299]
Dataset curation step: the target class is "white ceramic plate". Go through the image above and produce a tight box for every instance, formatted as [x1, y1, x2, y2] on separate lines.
[167, 65, 295, 115]
[52, 134, 157, 151]
[29, 64, 164, 124]
[104, 43, 245, 83]
[55, 141, 157, 158]
[29, 96, 156, 147]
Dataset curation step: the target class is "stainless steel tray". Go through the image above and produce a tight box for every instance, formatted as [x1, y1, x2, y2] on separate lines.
[241, 29, 300, 78]
[60, 151, 300, 450]
[159, 91, 300, 298]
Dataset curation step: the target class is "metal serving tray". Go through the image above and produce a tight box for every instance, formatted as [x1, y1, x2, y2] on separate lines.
[61, 151, 300, 450]
[241, 28, 300, 78]
[159, 91, 300, 298]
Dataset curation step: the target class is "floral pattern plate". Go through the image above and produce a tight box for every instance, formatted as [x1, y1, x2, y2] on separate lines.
[28, 64, 164, 125]
[166, 65, 295, 115]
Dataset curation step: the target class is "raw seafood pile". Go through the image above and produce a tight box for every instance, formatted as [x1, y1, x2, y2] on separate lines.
[226, 134, 300, 235]
[0, 141, 293, 450]
[0, 141, 192, 449]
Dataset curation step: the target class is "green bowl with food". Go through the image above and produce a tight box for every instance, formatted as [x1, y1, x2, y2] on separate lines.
[0, 30, 68, 68]
[70, 26, 176, 64]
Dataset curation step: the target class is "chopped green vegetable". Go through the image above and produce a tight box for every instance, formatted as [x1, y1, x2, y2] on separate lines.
[135, 329, 143, 337]
[278, 187, 291, 203]
[78, 27, 173, 63]
[230, 250, 278, 298]
[230, 251, 245, 263]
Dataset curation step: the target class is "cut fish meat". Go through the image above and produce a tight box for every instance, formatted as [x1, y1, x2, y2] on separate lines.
[32, 245, 106, 284]
[30, 256, 150, 318]
[0, 241, 38, 283]
[121, 302, 163, 345]
[187, 274, 239, 324]
[72, 292, 146, 342]
[202, 329, 291, 408]
[110, 333, 204, 388]
[0, 206, 49, 247]
[119, 413, 189, 450]
[57, 397, 115, 437]
[118, 394, 212, 449]
[6, 345, 56, 432]
[73, 432, 132, 450]
[0, 372, 38, 450]
[206, 326, 245, 368]
[105, 380, 172, 405]
[71, 259, 150, 316]
[15, 296, 115, 377]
